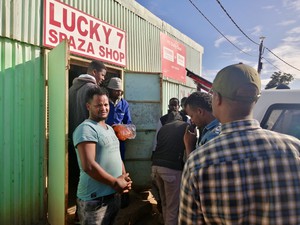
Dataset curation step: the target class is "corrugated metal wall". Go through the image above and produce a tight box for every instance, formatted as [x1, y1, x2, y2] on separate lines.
[0, 37, 46, 225]
[162, 80, 196, 115]
[0, 0, 42, 46]
[62, 0, 203, 75]
[0, 0, 203, 223]
[0, 0, 202, 74]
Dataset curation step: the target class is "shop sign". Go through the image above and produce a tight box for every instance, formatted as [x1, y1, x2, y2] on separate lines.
[160, 33, 186, 83]
[43, 0, 126, 67]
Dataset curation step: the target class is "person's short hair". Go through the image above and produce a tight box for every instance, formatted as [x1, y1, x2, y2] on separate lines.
[181, 97, 187, 107]
[169, 97, 179, 105]
[87, 60, 107, 73]
[86, 86, 108, 103]
[185, 92, 212, 112]
[212, 63, 261, 102]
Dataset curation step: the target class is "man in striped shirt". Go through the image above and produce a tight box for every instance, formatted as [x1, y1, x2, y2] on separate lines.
[179, 63, 300, 225]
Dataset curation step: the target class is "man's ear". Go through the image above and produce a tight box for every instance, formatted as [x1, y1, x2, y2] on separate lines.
[91, 69, 97, 76]
[86, 102, 90, 110]
[197, 107, 203, 115]
[215, 92, 222, 106]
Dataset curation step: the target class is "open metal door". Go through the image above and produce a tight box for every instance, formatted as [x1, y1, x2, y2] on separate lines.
[48, 40, 70, 225]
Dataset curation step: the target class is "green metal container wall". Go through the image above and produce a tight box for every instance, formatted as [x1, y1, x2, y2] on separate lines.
[162, 80, 197, 115]
[0, 0, 42, 46]
[0, 37, 46, 225]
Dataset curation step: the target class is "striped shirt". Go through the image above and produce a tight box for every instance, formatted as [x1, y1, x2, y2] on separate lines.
[179, 119, 300, 225]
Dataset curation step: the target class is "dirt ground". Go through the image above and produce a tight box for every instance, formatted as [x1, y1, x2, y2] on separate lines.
[67, 189, 163, 225]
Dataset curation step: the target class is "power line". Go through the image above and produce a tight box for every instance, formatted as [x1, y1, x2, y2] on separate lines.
[187, 0, 252, 56]
[215, 0, 259, 46]
[265, 47, 300, 72]
[262, 57, 283, 72]
[215, 0, 300, 73]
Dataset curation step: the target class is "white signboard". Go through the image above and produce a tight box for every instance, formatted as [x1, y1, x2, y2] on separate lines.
[43, 0, 126, 67]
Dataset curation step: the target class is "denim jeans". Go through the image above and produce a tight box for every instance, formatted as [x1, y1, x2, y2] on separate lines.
[77, 194, 120, 225]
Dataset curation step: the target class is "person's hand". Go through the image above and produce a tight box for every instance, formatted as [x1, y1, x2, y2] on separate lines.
[122, 173, 132, 193]
[184, 125, 197, 156]
[113, 173, 132, 193]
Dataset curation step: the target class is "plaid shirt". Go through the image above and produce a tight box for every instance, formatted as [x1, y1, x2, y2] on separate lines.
[179, 119, 300, 225]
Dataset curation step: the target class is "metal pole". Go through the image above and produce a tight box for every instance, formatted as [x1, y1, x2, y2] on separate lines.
[257, 36, 265, 74]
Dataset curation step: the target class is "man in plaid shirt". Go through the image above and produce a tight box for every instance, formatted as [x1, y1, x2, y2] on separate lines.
[179, 63, 300, 225]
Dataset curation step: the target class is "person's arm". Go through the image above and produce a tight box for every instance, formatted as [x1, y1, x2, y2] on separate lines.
[122, 100, 132, 124]
[77, 141, 131, 193]
[152, 120, 162, 152]
[184, 125, 197, 156]
[121, 162, 132, 192]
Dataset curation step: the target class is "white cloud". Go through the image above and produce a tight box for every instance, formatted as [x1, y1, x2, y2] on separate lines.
[277, 20, 296, 26]
[261, 5, 275, 10]
[287, 26, 300, 34]
[214, 35, 240, 48]
[250, 26, 263, 37]
[266, 44, 300, 79]
[283, 36, 300, 42]
[282, 0, 300, 11]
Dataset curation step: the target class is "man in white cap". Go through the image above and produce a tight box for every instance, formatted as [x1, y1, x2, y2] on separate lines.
[179, 63, 300, 224]
[106, 77, 132, 160]
[106, 77, 132, 208]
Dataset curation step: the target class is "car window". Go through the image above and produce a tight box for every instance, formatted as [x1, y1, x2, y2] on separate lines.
[261, 104, 300, 139]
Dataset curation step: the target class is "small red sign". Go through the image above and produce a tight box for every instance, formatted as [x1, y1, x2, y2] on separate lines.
[160, 33, 186, 83]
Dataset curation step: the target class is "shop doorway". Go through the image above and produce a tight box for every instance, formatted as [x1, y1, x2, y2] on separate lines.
[67, 59, 123, 222]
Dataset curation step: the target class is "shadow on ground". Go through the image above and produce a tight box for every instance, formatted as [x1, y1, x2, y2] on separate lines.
[67, 189, 163, 225]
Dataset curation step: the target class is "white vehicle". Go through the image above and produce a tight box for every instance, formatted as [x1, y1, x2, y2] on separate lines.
[253, 89, 300, 139]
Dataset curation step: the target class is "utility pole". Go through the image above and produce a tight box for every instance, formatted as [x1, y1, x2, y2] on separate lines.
[257, 36, 265, 74]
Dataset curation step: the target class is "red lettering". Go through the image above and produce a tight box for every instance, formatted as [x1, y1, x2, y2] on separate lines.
[78, 38, 86, 51]
[59, 33, 68, 42]
[87, 42, 94, 54]
[63, 8, 75, 32]
[48, 29, 58, 44]
[103, 26, 112, 45]
[49, 2, 61, 27]
[99, 46, 105, 57]
[119, 52, 125, 62]
[117, 32, 124, 49]
[113, 51, 119, 61]
[77, 16, 88, 36]
[89, 21, 101, 41]
[105, 47, 113, 59]
[69, 36, 76, 49]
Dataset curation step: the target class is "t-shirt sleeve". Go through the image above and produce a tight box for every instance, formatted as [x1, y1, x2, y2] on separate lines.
[73, 123, 98, 147]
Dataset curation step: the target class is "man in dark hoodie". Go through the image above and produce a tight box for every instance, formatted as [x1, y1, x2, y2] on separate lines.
[69, 60, 107, 136]
[68, 60, 107, 223]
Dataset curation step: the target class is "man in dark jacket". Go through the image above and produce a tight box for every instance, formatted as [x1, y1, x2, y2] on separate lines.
[152, 111, 189, 225]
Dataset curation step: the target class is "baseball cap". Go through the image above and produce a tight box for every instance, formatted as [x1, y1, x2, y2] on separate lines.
[107, 77, 123, 91]
[212, 63, 261, 102]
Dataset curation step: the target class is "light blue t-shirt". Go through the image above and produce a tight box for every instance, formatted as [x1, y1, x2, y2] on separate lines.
[73, 119, 122, 201]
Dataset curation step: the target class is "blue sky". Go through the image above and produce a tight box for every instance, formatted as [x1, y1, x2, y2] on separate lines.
[135, 0, 300, 89]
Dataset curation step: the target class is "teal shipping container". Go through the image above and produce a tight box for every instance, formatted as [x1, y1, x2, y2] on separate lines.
[0, 0, 204, 224]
